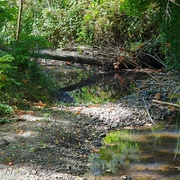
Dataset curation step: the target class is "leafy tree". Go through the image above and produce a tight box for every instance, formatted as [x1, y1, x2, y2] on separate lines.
[0, 0, 53, 107]
[121, 0, 180, 70]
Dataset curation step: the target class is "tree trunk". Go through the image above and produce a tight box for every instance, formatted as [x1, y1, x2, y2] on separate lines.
[16, 0, 23, 41]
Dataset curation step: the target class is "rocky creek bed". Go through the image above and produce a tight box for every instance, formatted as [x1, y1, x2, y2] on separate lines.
[0, 71, 179, 180]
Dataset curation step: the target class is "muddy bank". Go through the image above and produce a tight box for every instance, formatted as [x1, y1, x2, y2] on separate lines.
[0, 71, 179, 180]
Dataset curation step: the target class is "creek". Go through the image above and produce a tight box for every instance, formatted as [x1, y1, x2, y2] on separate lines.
[41, 60, 180, 180]
[41, 59, 149, 104]
[85, 123, 180, 180]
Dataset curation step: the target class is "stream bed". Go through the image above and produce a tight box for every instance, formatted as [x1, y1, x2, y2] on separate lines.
[44, 61, 180, 179]
[85, 124, 180, 180]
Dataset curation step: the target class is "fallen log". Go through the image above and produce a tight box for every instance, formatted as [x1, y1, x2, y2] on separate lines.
[1, 44, 165, 69]
[33, 49, 142, 69]
[33, 46, 165, 69]
[33, 49, 103, 66]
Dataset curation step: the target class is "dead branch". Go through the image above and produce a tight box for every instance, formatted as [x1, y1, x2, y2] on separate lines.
[142, 97, 156, 124]
[152, 100, 180, 109]
[139, 83, 176, 90]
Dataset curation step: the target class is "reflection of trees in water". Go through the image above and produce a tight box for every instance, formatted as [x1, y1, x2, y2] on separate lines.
[67, 72, 136, 103]
[89, 154, 103, 176]
[50, 67, 147, 103]
[89, 130, 140, 174]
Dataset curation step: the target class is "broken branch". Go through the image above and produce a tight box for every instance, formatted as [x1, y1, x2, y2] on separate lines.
[152, 100, 180, 109]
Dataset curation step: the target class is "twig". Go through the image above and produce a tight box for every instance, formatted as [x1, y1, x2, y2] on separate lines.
[139, 83, 175, 88]
[144, 71, 158, 81]
[142, 97, 156, 124]
[170, 0, 180, 6]
[171, 86, 180, 98]
[152, 100, 180, 109]
[165, 0, 172, 21]
[138, 52, 167, 67]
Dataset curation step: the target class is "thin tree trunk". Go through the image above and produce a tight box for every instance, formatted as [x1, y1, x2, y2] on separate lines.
[16, 0, 23, 41]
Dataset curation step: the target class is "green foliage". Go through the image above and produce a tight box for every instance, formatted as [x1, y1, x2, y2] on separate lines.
[78, 1, 116, 45]
[0, 0, 17, 43]
[0, 103, 14, 115]
[0, 0, 16, 29]
[77, 0, 131, 45]
[44, 2, 85, 47]
[14, 0, 178, 71]
[0, 1, 56, 105]
[12, 34, 50, 68]
[71, 86, 117, 104]
[0, 51, 15, 89]
[121, 0, 180, 70]
[0, 35, 52, 102]
[1, 40, 53, 104]
[159, 3, 180, 70]
[121, 0, 156, 16]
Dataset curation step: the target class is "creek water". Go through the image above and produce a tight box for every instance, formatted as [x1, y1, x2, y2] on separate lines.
[85, 124, 180, 180]
[41, 61, 180, 179]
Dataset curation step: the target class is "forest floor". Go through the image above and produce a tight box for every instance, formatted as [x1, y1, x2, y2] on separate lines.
[0, 70, 179, 180]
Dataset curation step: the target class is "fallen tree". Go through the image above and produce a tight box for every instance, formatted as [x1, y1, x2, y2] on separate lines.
[1, 44, 165, 70]
[33, 45, 165, 70]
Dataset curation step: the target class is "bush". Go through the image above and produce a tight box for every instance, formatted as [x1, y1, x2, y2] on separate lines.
[121, 0, 180, 70]
[0, 51, 15, 89]
[0, 103, 14, 115]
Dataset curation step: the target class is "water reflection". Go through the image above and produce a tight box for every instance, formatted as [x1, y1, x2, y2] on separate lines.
[88, 126, 180, 179]
[89, 130, 140, 174]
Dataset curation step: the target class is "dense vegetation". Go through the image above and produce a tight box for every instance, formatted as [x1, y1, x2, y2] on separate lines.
[0, 0, 179, 114]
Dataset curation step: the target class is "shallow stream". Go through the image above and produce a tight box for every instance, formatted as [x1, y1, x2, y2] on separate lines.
[41, 60, 180, 179]
[85, 124, 180, 180]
